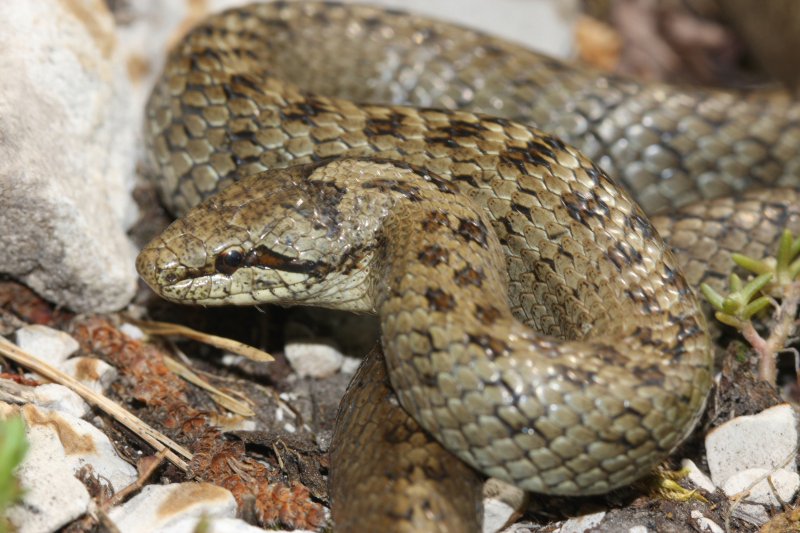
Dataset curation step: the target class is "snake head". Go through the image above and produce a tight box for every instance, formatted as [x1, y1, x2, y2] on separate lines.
[136, 161, 389, 310]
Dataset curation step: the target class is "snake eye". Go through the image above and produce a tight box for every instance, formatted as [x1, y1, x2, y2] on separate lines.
[215, 248, 244, 275]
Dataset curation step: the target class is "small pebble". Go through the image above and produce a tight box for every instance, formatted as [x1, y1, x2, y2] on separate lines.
[482, 478, 526, 533]
[722, 468, 800, 525]
[119, 322, 146, 340]
[15, 325, 79, 365]
[108, 482, 236, 533]
[556, 510, 606, 533]
[681, 458, 716, 494]
[59, 356, 118, 393]
[31, 383, 89, 418]
[691, 510, 724, 533]
[340, 355, 363, 374]
[284, 342, 344, 378]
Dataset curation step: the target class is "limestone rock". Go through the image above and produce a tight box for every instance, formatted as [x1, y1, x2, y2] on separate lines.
[285, 342, 345, 378]
[482, 478, 527, 533]
[3, 402, 137, 533]
[108, 482, 237, 533]
[706, 404, 798, 487]
[15, 325, 79, 366]
[722, 468, 800, 525]
[0, 0, 138, 312]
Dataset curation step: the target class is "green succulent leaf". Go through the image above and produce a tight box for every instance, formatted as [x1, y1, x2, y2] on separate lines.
[731, 230, 800, 289]
[740, 273, 774, 304]
[731, 253, 771, 276]
[700, 273, 773, 330]
[742, 296, 771, 318]
[700, 283, 725, 312]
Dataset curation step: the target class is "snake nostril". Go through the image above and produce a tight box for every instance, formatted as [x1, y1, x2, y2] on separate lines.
[135, 246, 162, 287]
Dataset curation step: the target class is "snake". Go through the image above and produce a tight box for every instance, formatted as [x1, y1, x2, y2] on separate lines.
[135, 2, 800, 531]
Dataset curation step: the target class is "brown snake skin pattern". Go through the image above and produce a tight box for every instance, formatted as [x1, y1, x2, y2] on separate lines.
[136, 1, 800, 530]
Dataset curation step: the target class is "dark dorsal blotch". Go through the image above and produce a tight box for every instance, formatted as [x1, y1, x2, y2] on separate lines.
[456, 218, 489, 247]
[468, 334, 510, 360]
[425, 288, 456, 312]
[454, 266, 485, 288]
[475, 304, 502, 325]
[421, 210, 451, 232]
[418, 244, 449, 267]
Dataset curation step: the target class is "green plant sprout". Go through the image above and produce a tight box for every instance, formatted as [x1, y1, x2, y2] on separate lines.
[0, 415, 28, 533]
[700, 230, 800, 385]
[701, 272, 772, 329]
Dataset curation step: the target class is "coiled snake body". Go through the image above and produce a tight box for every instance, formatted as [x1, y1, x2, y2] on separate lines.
[136, 2, 800, 530]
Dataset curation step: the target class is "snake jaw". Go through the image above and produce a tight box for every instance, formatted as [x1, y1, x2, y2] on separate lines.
[135, 241, 185, 295]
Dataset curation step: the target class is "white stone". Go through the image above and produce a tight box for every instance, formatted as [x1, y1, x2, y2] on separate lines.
[285, 342, 344, 378]
[681, 458, 717, 494]
[705, 404, 798, 487]
[556, 510, 606, 532]
[15, 325, 79, 365]
[722, 468, 800, 525]
[59, 356, 118, 393]
[0, 0, 138, 313]
[627, 527, 650, 533]
[502, 523, 538, 533]
[3, 402, 92, 533]
[482, 478, 526, 533]
[119, 322, 146, 340]
[24, 402, 136, 492]
[108, 482, 237, 533]
[3, 405, 90, 532]
[162, 517, 302, 533]
[691, 510, 724, 533]
[31, 383, 89, 418]
[340, 355, 363, 374]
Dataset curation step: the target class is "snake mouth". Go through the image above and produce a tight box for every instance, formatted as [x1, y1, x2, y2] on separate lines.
[135, 241, 210, 297]
[135, 244, 167, 292]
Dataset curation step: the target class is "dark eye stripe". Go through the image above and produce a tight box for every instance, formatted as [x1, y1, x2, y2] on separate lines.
[244, 245, 325, 275]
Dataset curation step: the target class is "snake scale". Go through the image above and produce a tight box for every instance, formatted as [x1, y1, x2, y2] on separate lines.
[136, 2, 800, 531]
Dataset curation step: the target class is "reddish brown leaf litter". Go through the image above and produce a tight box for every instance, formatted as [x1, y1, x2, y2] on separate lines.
[0, 281, 71, 327]
[192, 428, 326, 527]
[0, 373, 41, 386]
[69, 315, 326, 530]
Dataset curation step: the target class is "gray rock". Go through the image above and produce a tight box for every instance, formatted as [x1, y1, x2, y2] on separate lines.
[340, 355, 363, 374]
[285, 342, 345, 378]
[15, 325, 79, 366]
[59, 356, 118, 394]
[3, 401, 137, 533]
[482, 478, 526, 533]
[555, 511, 607, 533]
[163, 517, 307, 533]
[0, 0, 138, 312]
[31, 383, 89, 418]
[681, 458, 717, 494]
[690, 510, 724, 533]
[723, 468, 800, 525]
[108, 482, 237, 533]
[706, 404, 799, 487]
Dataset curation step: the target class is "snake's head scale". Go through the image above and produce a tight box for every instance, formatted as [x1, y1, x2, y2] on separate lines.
[136, 161, 397, 311]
